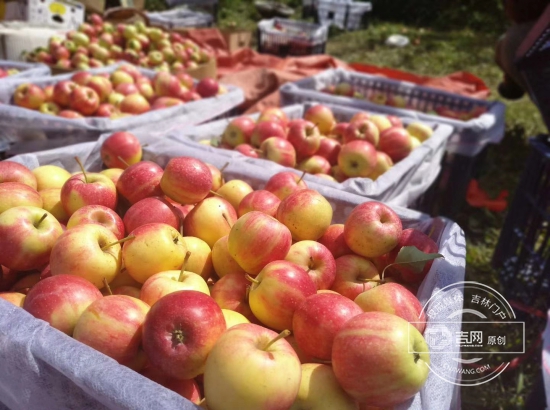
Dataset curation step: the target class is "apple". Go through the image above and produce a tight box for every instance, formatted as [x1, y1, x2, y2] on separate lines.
[332, 312, 430, 407]
[23, 274, 102, 335]
[73, 295, 149, 365]
[140, 266, 210, 307]
[116, 161, 164, 205]
[39, 189, 70, 224]
[378, 126, 413, 163]
[61, 171, 117, 216]
[369, 115, 392, 133]
[136, 81, 155, 100]
[58, 110, 84, 119]
[238, 189, 281, 218]
[248, 260, 316, 330]
[119, 93, 151, 115]
[385, 228, 439, 284]
[196, 78, 219, 98]
[337, 140, 377, 178]
[250, 120, 286, 147]
[316, 137, 341, 166]
[43, 85, 54, 102]
[100, 168, 124, 186]
[285, 240, 336, 290]
[277, 189, 332, 241]
[32, 165, 71, 190]
[211, 236, 247, 278]
[222, 309, 250, 328]
[151, 96, 184, 110]
[110, 71, 134, 87]
[369, 151, 394, 180]
[228, 211, 292, 276]
[183, 197, 237, 249]
[234, 143, 259, 158]
[210, 272, 256, 322]
[69, 86, 100, 116]
[343, 119, 379, 146]
[143, 290, 226, 379]
[115, 82, 139, 96]
[108, 92, 125, 107]
[297, 155, 331, 175]
[257, 107, 288, 127]
[259, 137, 297, 168]
[140, 366, 202, 403]
[182, 236, 214, 280]
[334, 82, 354, 96]
[216, 179, 253, 210]
[290, 363, 357, 410]
[328, 122, 349, 142]
[264, 171, 308, 201]
[317, 224, 353, 259]
[287, 120, 321, 157]
[0, 292, 26, 307]
[10, 272, 41, 294]
[0, 182, 42, 213]
[355, 282, 426, 333]
[222, 116, 256, 147]
[387, 115, 403, 128]
[13, 83, 45, 110]
[1, 266, 21, 292]
[38, 102, 60, 116]
[203, 323, 301, 409]
[66, 204, 125, 240]
[0, 161, 37, 189]
[112, 285, 141, 299]
[331, 254, 380, 300]
[123, 196, 180, 234]
[406, 122, 433, 142]
[100, 131, 142, 169]
[49, 223, 122, 288]
[0, 206, 62, 271]
[161, 157, 212, 205]
[86, 76, 113, 102]
[153, 71, 183, 98]
[344, 202, 402, 259]
[304, 104, 336, 135]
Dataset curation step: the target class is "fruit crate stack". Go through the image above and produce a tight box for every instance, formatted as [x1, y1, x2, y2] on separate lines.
[0, 124, 465, 409]
[492, 135, 550, 314]
[280, 68, 506, 217]
[0, 63, 244, 157]
[171, 102, 454, 208]
[257, 18, 328, 57]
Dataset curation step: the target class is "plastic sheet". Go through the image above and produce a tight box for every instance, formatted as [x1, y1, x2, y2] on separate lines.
[3, 134, 466, 410]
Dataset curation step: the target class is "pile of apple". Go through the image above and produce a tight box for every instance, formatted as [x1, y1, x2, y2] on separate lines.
[11, 64, 223, 119]
[322, 82, 489, 121]
[0, 131, 441, 408]
[25, 13, 213, 73]
[0, 68, 20, 78]
[213, 104, 433, 182]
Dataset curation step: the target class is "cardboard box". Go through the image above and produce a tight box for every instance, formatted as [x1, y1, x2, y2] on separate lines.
[26, 0, 85, 30]
[78, 0, 106, 14]
[222, 29, 252, 52]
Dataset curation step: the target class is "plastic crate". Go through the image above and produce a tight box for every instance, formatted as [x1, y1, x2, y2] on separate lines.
[2, 132, 465, 410]
[146, 8, 214, 29]
[169, 102, 454, 209]
[163, 0, 219, 23]
[0, 63, 244, 155]
[257, 18, 328, 57]
[317, 0, 372, 31]
[492, 135, 550, 312]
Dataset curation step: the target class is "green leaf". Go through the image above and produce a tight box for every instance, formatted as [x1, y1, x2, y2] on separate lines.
[392, 246, 444, 274]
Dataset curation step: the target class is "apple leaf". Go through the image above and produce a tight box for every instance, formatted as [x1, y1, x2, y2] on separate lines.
[390, 246, 444, 275]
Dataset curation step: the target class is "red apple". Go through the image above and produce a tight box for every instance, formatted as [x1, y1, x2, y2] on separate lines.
[101, 131, 142, 169]
[123, 196, 180, 234]
[13, 83, 45, 110]
[316, 137, 342, 166]
[116, 161, 164, 205]
[317, 224, 353, 259]
[210, 272, 256, 323]
[222, 116, 256, 147]
[343, 119, 379, 146]
[331, 254, 380, 300]
[0, 161, 37, 189]
[264, 171, 308, 201]
[297, 155, 331, 175]
[69, 86, 100, 116]
[160, 157, 213, 205]
[0, 182, 42, 213]
[304, 104, 336, 135]
[234, 144, 259, 158]
[250, 120, 286, 147]
[259, 137, 297, 168]
[66, 204, 125, 240]
[61, 172, 117, 216]
[195, 78, 219, 98]
[337, 140, 377, 178]
[285, 240, 336, 290]
[287, 120, 321, 157]
[378, 126, 413, 162]
[237, 190, 281, 218]
[119, 93, 150, 115]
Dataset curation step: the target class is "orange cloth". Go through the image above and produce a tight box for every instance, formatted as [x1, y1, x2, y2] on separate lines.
[182, 28, 492, 113]
[466, 180, 509, 212]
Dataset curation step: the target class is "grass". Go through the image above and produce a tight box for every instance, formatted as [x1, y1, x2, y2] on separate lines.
[212, 4, 549, 408]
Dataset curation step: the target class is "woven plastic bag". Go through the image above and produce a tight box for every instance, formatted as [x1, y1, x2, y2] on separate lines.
[170, 102, 453, 207]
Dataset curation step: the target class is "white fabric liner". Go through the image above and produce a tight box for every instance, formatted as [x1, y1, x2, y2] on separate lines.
[171, 102, 453, 208]
[279, 68, 506, 157]
[2, 135, 466, 410]
[0, 63, 244, 145]
[0, 60, 50, 80]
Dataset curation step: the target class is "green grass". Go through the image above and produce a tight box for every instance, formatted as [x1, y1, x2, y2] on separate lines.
[212, 5, 549, 408]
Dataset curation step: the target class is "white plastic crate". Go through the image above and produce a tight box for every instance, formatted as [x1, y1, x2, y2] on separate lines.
[280, 68, 506, 157]
[2, 133, 465, 410]
[317, 0, 372, 31]
[257, 18, 328, 56]
[147, 8, 214, 29]
[169, 102, 453, 208]
[0, 63, 244, 149]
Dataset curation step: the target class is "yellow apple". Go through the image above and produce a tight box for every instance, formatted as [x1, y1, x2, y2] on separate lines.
[33, 165, 71, 191]
[183, 236, 214, 280]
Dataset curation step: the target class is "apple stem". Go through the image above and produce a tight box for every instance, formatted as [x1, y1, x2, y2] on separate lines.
[100, 235, 136, 251]
[35, 213, 48, 227]
[264, 329, 291, 350]
[297, 170, 306, 185]
[103, 278, 113, 295]
[220, 162, 229, 174]
[197, 398, 207, 407]
[75, 156, 88, 183]
[245, 284, 251, 302]
[244, 274, 259, 285]
[178, 251, 192, 282]
[222, 213, 233, 229]
[117, 156, 130, 167]
[210, 190, 224, 198]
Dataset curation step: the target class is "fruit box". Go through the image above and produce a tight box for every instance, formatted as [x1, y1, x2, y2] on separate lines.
[0, 60, 51, 80]
[169, 102, 454, 208]
[1, 133, 465, 409]
[0, 63, 243, 150]
[257, 18, 328, 57]
[280, 68, 506, 157]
